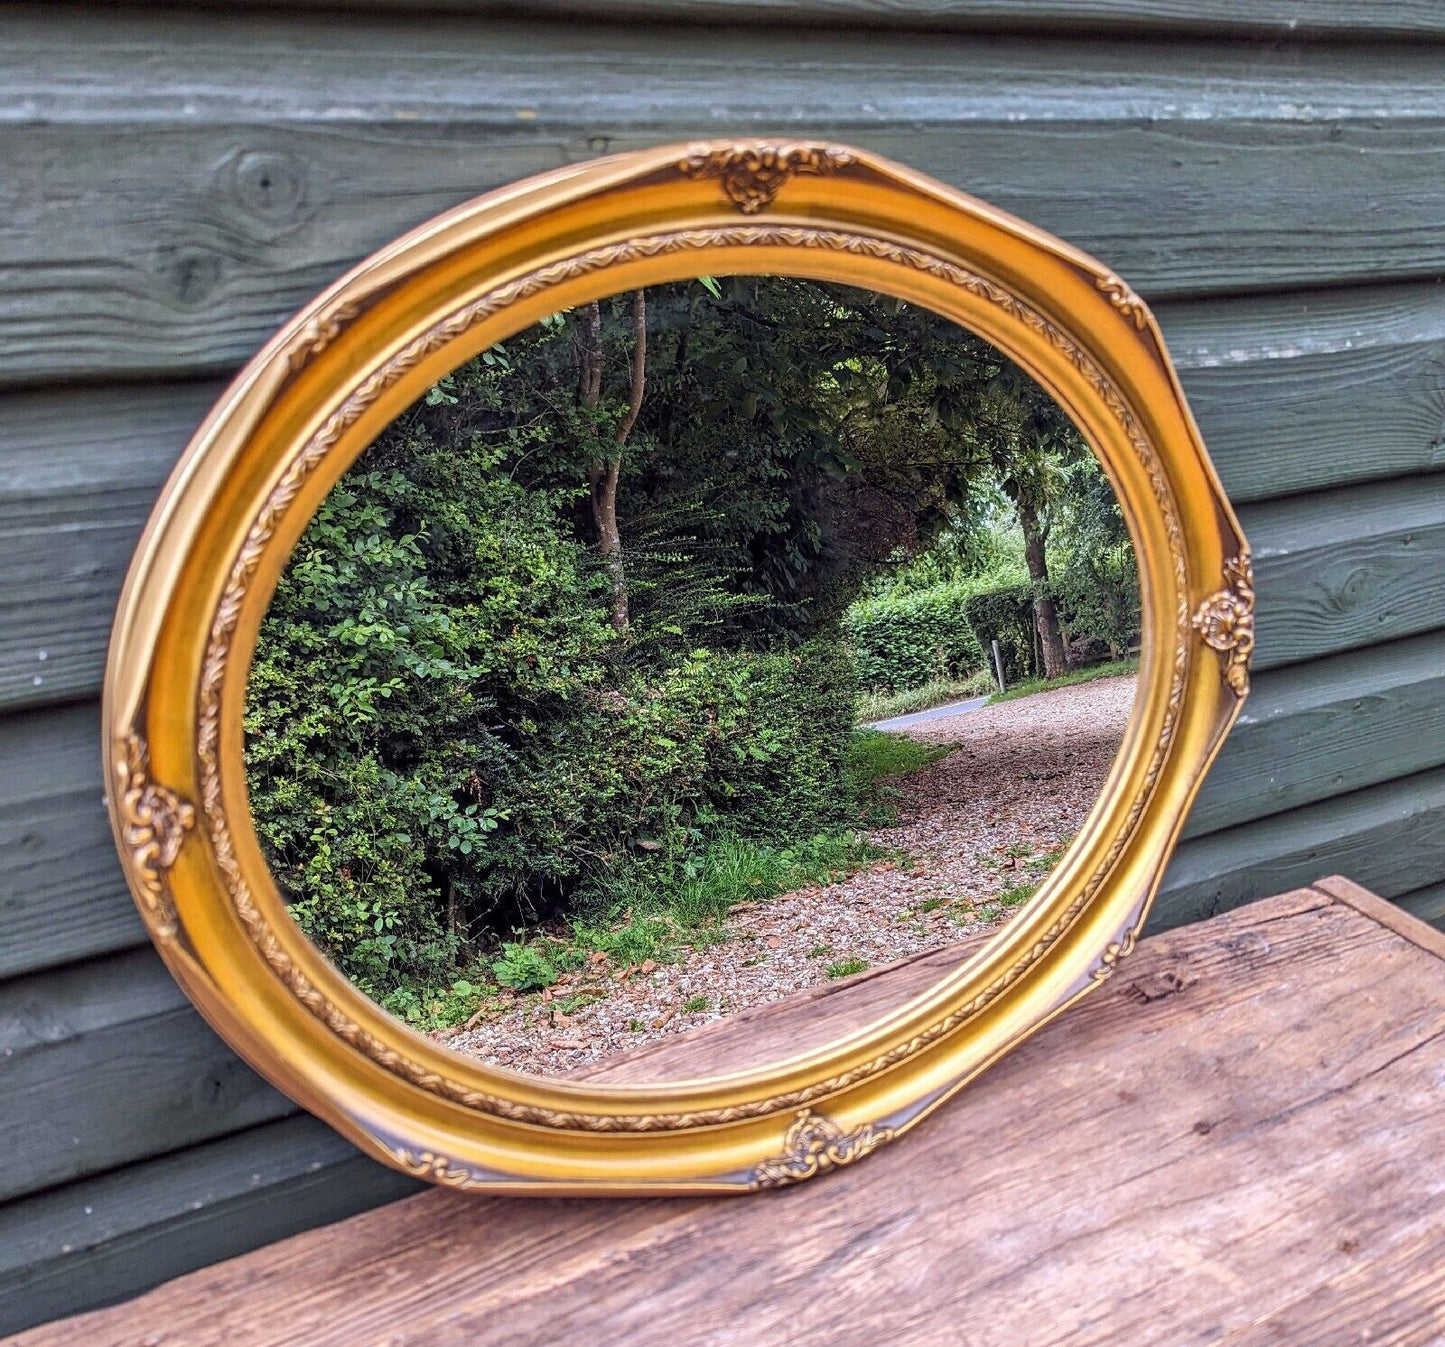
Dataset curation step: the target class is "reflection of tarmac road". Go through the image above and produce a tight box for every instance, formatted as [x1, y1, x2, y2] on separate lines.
[868, 695, 988, 732]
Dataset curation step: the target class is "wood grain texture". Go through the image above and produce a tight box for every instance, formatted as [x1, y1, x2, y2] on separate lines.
[14, 882, 1445, 1346]
[0, 1116, 420, 1340]
[1155, 281, 1445, 505]
[147, 0, 1445, 39]
[0, 948, 293, 1204]
[4, 11, 1445, 383]
[1153, 766, 1445, 931]
[1313, 873, 1445, 960]
[1397, 879, 1445, 930]
[0, 382, 219, 711]
[1185, 630, 1445, 838]
[0, 703, 143, 980]
[4, 4, 1444, 1326]
[1242, 473, 1445, 672]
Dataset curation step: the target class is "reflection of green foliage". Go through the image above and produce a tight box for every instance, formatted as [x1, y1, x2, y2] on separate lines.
[845, 728, 948, 785]
[491, 943, 560, 993]
[961, 582, 1040, 684]
[247, 372, 878, 997]
[846, 575, 1005, 691]
[245, 274, 1134, 1010]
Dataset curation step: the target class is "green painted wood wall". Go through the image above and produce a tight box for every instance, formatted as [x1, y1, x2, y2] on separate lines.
[2, 3, 1444, 1334]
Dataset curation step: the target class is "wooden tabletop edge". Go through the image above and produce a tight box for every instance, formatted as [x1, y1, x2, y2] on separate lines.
[1311, 874, 1445, 963]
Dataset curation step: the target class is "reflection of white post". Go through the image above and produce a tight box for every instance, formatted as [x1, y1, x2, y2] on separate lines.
[991, 640, 1007, 695]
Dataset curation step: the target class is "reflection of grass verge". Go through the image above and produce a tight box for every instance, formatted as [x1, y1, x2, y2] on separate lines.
[387, 831, 885, 1032]
[858, 671, 995, 723]
[847, 726, 951, 780]
[986, 657, 1138, 706]
[385, 727, 943, 1034]
[846, 727, 952, 827]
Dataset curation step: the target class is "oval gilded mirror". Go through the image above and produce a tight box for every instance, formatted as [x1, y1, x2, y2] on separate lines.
[105, 142, 1250, 1191]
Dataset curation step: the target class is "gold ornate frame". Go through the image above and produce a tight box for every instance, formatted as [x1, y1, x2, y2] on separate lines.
[104, 141, 1251, 1193]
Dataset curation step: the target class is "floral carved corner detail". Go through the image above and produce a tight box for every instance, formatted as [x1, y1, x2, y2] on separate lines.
[1096, 274, 1148, 330]
[285, 299, 363, 372]
[678, 143, 857, 215]
[750, 1109, 894, 1190]
[114, 731, 196, 940]
[1193, 549, 1255, 698]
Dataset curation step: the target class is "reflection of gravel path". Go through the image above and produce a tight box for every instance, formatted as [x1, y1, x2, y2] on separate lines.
[442, 675, 1138, 1077]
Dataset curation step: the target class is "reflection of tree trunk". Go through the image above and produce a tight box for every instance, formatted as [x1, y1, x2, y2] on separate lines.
[446, 885, 461, 948]
[580, 291, 646, 639]
[1016, 493, 1068, 680]
[577, 300, 603, 409]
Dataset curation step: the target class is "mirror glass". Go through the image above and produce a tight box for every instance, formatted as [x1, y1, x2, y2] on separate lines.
[243, 276, 1140, 1082]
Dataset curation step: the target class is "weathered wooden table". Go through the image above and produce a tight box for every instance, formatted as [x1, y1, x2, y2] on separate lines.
[12, 876, 1445, 1346]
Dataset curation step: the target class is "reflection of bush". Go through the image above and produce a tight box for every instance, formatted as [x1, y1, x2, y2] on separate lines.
[245, 455, 864, 1000]
[844, 580, 988, 691]
[846, 563, 1141, 694]
[1051, 552, 1142, 664]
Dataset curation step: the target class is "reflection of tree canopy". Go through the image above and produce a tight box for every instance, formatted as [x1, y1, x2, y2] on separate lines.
[401, 276, 1102, 653]
[245, 275, 1134, 1008]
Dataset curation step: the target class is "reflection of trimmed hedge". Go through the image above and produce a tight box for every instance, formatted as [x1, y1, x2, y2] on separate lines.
[961, 583, 1040, 683]
[844, 582, 985, 691]
[962, 567, 1142, 685]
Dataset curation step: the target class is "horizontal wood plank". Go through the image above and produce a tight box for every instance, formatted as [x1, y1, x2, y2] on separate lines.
[14, 883, 1445, 1345]
[1155, 280, 1445, 505]
[2, 360, 1440, 713]
[1184, 630, 1445, 839]
[0, 1116, 419, 1340]
[147, 0, 1445, 40]
[0, 703, 142, 980]
[0, 382, 219, 711]
[1152, 765, 1445, 931]
[1397, 880, 1445, 930]
[1241, 474, 1445, 671]
[0, 948, 293, 1204]
[4, 13, 1445, 383]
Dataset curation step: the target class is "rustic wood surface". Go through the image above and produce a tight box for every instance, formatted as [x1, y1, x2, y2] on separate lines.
[13, 875, 1445, 1347]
